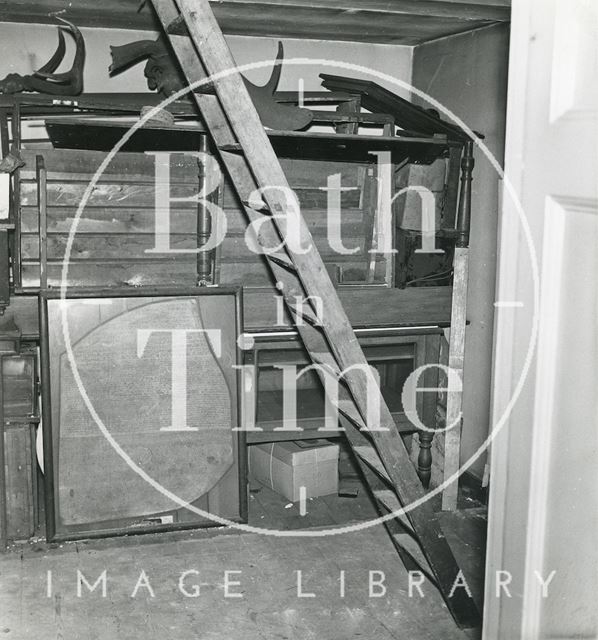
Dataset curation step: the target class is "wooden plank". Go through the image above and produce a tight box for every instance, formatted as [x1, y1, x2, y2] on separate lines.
[373, 489, 413, 532]
[2, 296, 38, 339]
[21, 260, 380, 289]
[244, 286, 452, 331]
[443, 147, 462, 228]
[361, 166, 378, 282]
[36, 156, 48, 290]
[0, 230, 9, 309]
[0, 0, 510, 41]
[20, 205, 364, 234]
[354, 444, 390, 481]
[45, 117, 447, 160]
[21, 206, 200, 234]
[0, 108, 9, 158]
[279, 158, 364, 186]
[20, 182, 202, 208]
[20, 234, 367, 262]
[173, 8, 500, 46]
[221, 181, 361, 210]
[21, 180, 360, 211]
[21, 151, 364, 188]
[212, 0, 512, 20]
[6, 288, 449, 341]
[441, 247, 469, 511]
[3, 427, 35, 541]
[221, 235, 367, 261]
[19, 149, 201, 183]
[219, 129, 448, 164]
[21, 234, 198, 259]
[21, 262, 199, 288]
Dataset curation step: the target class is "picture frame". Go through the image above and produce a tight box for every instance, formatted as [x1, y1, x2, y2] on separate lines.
[39, 286, 246, 542]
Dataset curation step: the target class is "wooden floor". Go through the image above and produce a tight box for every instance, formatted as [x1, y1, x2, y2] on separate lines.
[0, 471, 486, 640]
[0, 528, 479, 640]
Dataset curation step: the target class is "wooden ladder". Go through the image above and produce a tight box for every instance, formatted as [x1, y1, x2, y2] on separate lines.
[148, 0, 480, 628]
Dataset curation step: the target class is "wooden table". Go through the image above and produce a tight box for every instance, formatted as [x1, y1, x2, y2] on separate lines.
[242, 286, 450, 488]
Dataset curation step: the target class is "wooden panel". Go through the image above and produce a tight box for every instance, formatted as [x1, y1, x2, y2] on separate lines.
[20, 182, 201, 208]
[222, 182, 361, 210]
[395, 158, 447, 230]
[20, 148, 381, 289]
[19, 149, 201, 183]
[3, 427, 35, 541]
[22, 180, 360, 210]
[21, 206, 199, 234]
[279, 158, 364, 186]
[549, 0, 598, 122]
[21, 205, 364, 235]
[2, 297, 39, 339]
[484, 1, 597, 636]
[22, 234, 201, 260]
[244, 286, 453, 331]
[6, 287, 452, 338]
[21, 261, 198, 288]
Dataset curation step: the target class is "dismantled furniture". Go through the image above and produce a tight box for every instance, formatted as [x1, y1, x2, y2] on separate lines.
[0, 0, 478, 629]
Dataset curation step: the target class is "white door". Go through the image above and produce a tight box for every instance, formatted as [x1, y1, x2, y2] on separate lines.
[484, 0, 598, 638]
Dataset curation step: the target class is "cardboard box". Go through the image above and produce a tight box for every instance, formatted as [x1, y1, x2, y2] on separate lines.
[249, 440, 339, 502]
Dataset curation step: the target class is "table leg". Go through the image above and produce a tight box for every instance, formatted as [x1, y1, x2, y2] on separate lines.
[417, 333, 441, 489]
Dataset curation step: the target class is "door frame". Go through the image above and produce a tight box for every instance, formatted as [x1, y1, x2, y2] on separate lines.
[483, 0, 598, 637]
[482, 0, 543, 635]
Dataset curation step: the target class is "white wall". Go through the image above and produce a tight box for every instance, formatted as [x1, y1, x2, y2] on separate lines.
[412, 24, 510, 480]
[0, 23, 412, 96]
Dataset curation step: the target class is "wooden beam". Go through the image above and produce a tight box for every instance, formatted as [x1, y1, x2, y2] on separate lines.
[215, 0, 511, 21]
[0, 0, 509, 44]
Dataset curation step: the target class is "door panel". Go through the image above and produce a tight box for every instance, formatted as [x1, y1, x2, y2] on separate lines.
[485, 0, 598, 638]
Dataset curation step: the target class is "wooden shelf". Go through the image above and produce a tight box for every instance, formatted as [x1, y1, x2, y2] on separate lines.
[42, 118, 451, 165]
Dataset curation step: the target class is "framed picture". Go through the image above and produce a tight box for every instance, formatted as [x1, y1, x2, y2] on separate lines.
[39, 286, 246, 542]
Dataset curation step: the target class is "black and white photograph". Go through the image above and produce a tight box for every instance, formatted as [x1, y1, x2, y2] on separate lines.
[0, 0, 595, 638]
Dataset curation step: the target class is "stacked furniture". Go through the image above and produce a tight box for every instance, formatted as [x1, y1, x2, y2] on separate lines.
[0, 1, 477, 626]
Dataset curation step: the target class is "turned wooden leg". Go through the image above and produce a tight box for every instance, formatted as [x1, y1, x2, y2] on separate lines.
[417, 430, 433, 489]
[415, 333, 442, 489]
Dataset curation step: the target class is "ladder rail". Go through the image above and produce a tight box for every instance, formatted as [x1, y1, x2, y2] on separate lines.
[148, 0, 480, 627]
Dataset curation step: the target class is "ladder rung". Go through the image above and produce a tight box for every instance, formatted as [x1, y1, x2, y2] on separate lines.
[353, 444, 390, 483]
[391, 532, 433, 577]
[373, 489, 414, 534]
[242, 201, 270, 214]
[287, 301, 322, 326]
[309, 351, 342, 377]
[165, 14, 188, 35]
[219, 143, 243, 153]
[267, 251, 297, 271]
[337, 398, 367, 429]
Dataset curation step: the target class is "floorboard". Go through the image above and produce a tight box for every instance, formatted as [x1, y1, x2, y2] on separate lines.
[0, 457, 486, 639]
[0, 519, 480, 639]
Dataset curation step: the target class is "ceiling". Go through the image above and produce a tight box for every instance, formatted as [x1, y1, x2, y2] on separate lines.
[0, 0, 510, 45]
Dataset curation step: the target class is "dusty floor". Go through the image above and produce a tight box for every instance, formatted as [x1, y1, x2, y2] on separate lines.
[0, 451, 486, 640]
[0, 504, 486, 639]
[0, 525, 485, 640]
